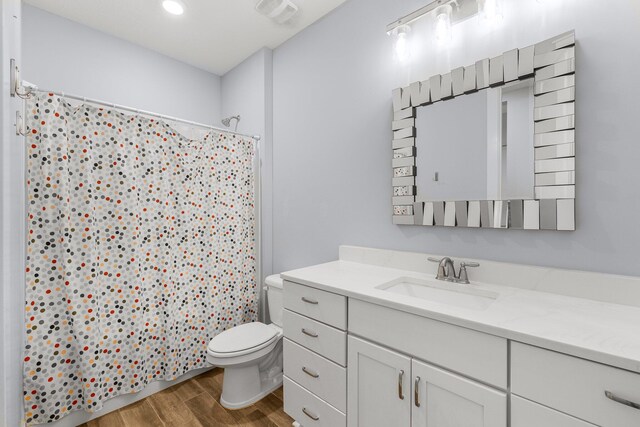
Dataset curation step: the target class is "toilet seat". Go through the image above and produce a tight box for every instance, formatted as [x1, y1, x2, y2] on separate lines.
[208, 322, 280, 358]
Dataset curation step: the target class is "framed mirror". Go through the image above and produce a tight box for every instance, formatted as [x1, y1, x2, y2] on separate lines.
[391, 30, 575, 230]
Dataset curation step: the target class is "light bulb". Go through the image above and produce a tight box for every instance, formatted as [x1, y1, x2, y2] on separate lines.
[162, 0, 185, 15]
[479, 0, 503, 26]
[392, 25, 412, 62]
[434, 5, 452, 42]
[396, 35, 409, 61]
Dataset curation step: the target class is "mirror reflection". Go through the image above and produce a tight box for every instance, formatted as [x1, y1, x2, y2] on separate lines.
[415, 78, 535, 202]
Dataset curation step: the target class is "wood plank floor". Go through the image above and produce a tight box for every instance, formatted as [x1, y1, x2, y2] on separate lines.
[78, 369, 294, 427]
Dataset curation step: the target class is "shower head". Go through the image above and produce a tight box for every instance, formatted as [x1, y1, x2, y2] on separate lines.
[221, 115, 241, 132]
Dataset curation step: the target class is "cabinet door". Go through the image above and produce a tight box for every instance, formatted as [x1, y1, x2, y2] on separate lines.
[347, 335, 411, 427]
[411, 359, 507, 427]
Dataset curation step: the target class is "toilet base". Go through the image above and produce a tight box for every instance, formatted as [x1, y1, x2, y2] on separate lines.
[216, 337, 284, 410]
[220, 364, 283, 409]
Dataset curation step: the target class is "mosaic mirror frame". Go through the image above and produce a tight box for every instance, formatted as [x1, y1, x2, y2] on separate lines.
[391, 30, 576, 231]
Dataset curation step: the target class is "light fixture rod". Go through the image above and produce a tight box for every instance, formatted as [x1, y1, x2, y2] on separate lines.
[387, 0, 466, 33]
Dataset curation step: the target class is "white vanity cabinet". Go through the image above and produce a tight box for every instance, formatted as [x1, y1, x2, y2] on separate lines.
[347, 335, 506, 427]
[282, 278, 640, 427]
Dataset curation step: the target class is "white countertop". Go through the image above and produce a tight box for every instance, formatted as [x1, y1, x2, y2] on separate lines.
[282, 260, 640, 374]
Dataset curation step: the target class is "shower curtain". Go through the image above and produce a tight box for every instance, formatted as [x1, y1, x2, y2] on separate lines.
[23, 93, 258, 424]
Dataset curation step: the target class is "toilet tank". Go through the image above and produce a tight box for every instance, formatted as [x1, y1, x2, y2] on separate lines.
[265, 274, 284, 327]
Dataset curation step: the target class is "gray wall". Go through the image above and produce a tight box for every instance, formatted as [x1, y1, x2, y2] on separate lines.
[22, 4, 222, 124]
[272, 0, 640, 276]
[222, 48, 272, 140]
[221, 47, 275, 295]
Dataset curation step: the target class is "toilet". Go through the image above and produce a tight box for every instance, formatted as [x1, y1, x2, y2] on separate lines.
[206, 274, 284, 409]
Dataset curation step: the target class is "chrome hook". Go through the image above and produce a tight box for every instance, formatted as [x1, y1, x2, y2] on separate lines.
[10, 59, 34, 99]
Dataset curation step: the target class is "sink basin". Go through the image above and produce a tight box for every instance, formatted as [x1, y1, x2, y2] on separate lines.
[377, 277, 498, 310]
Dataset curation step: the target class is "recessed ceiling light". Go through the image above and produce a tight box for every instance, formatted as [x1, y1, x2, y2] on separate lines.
[162, 0, 185, 16]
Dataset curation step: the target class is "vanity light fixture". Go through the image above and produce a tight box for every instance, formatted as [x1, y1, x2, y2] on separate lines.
[162, 0, 185, 15]
[387, 0, 505, 48]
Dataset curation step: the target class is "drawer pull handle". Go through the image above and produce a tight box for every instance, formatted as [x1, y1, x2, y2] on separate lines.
[605, 391, 640, 410]
[301, 328, 318, 338]
[302, 407, 320, 421]
[301, 297, 319, 305]
[414, 376, 421, 407]
[302, 366, 320, 378]
[398, 370, 405, 400]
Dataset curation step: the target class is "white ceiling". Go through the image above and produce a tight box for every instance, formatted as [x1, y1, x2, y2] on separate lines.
[23, 0, 348, 75]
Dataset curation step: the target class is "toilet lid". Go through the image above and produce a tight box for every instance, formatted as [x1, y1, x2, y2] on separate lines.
[208, 322, 278, 355]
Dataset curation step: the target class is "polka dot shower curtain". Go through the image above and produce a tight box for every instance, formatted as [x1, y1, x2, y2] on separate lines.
[23, 93, 258, 424]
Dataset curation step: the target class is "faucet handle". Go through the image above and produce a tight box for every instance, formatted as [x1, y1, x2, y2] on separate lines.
[458, 261, 479, 284]
[427, 257, 443, 263]
[459, 261, 479, 268]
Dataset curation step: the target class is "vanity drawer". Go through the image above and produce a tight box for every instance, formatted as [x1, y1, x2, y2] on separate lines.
[283, 309, 347, 366]
[283, 280, 347, 330]
[511, 396, 596, 427]
[283, 338, 347, 412]
[511, 342, 640, 427]
[284, 376, 346, 427]
[349, 299, 507, 388]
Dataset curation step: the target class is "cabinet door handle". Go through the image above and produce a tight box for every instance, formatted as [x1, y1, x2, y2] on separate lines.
[301, 328, 318, 338]
[605, 391, 640, 410]
[301, 297, 319, 305]
[302, 407, 320, 421]
[414, 376, 421, 407]
[398, 370, 405, 400]
[302, 366, 320, 378]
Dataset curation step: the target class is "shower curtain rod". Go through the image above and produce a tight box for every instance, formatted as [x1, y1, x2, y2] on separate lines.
[23, 83, 261, 142]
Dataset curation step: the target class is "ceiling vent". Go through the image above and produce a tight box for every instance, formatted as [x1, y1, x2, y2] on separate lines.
[255, 0, 299, 24]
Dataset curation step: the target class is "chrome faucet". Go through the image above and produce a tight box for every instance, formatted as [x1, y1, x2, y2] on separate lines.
[428, 257, 456, 281]
[428, 257, 479, 284]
